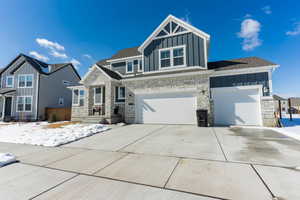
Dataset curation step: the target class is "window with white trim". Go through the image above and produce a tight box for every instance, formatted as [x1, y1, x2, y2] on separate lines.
[18, 74, 33, 88]
[6, 76, 14, 88]
[159, 46, 186, 69]
[126, 61, 134, 73]
[160, 50, 171, 68]
[94, 87, 102, 105]
[115, 86, 125, 103]
[72, 89, 79, 105]
[138, 59, 143, 72]
[58, 97, 64, 105]
[79, 90, 85, 106]
[17, 96, 32, 112]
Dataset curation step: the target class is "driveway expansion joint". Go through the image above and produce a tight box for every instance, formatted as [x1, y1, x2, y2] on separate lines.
[251, 164, 276, 198]
[212, 127, 228, 161]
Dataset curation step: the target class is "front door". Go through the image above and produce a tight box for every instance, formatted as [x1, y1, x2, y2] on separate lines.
[4, 97, 12, 117]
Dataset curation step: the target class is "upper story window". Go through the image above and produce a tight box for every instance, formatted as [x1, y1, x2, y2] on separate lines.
[126, 61, 134, 73]
[138, 59, 143, 72]
[6, 76, 14, 88]
[159, 45, 186, 69]
[18, 74, 33, 88]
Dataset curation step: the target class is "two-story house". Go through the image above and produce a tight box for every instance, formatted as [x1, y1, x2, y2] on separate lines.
[69, 15, 279, 127]
[0, 54, 81, 121]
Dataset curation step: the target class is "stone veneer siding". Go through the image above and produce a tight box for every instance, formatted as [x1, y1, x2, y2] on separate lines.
[123, 72, 212, 125]
[261, 98, 276, 127]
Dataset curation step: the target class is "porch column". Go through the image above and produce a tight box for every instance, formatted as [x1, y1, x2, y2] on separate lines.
[1, 96, 5, 121]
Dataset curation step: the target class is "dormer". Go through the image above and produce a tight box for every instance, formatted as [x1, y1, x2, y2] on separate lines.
[138, 15, 210, 72]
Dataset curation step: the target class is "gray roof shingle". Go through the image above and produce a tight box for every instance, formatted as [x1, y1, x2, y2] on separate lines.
[110, 46, 141, 60]
[208, 57, 277, 71]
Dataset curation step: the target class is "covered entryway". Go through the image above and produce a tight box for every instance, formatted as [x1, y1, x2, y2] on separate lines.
[135, 91, 197, 125]
[211, 86, 262, 126]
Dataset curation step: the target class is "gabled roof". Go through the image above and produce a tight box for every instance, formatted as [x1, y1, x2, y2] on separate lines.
[138, 15, 210, 52]
[208, 57, 278, 71]
[109, 47, 141, 60]
[97, 65, 122, 80]
[0, 54, 81, 79]
[273, 94, 287, 101]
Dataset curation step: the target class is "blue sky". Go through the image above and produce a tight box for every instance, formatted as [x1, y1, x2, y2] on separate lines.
[0, 0, 299, 97]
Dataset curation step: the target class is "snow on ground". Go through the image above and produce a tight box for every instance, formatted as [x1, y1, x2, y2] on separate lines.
[272, 114, 300, 142]
[0, 122, 110, 147]
[0, 153, 16, 167]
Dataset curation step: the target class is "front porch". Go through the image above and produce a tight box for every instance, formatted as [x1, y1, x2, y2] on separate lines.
[70, 83, 124, 124]
[0, 89, 16, 121]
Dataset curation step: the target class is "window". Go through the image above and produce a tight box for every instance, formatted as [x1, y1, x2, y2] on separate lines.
[17, 96, 32, 112]
[72, 89, 79, 105]
[58, 97, 64, 105]
[18, 75, 33, 88]
[6, 76, 14, 88]
[173, 47, 184, 66]
[138, 59, 143, 72]
[94, 87, 102, 105]
[159, 46, 186, 69]
[160, 50, 171, 68]
[115, 86, 125, 103]
[79, 90, 85, 106]
[126, 61, 134, 73]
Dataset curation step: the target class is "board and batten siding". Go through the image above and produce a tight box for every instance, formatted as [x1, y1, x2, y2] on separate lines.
[38, 65, 81, 120]
[143, 32, 206, 72]
[210, 72, 270, 96]
[111, 60, 142, 76]
[1, 58, 39, 120]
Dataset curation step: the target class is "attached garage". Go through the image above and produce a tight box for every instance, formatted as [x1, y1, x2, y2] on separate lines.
[211, 86, 262, 126]
[135, 91, 197, 125]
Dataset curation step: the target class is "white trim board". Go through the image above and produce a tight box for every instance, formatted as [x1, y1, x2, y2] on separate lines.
[138, 15, 210, 53]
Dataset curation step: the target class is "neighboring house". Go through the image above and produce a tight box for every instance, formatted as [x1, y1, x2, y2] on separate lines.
[273, 94, 288, 113]
[0, 54, 81, 121]
[69, 15, 279, 126]
[289, 97, 300, 114]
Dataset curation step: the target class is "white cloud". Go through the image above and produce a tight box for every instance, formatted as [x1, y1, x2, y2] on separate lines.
[70, 58, 81, 69]
[83, 54, 92, 59]
[286, 22, 300, 36]
[244, 14, 252, 18]
[36, 38, 65, 51]
[180, 10, 192, 25]
[238, 19, 262, 51]
[29, 51, 49, 62]
[262, 5, 272, 15]
[50, 50, 68, 59]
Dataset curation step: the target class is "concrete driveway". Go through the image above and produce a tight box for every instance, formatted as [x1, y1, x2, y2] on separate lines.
[1, 125, 300, 200]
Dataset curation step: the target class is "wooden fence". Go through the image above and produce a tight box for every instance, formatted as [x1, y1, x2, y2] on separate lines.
[45, 107, 71, 122]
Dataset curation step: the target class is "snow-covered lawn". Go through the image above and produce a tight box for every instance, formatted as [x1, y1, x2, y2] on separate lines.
[272, 114, 300, 142]
[0, 122, 110, 147]
[0, 153, 16, 167]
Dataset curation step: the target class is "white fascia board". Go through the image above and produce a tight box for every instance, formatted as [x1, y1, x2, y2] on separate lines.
[106, 55, 142, 63]
[210, 65, 279, 77]
[138, 14, 210, 53]
[79, 64, 98, 83]
[142, 66, 206, 75]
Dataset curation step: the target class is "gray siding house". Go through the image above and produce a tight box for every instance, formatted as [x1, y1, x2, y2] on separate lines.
[70, 15, 279, 127]
[0, 54, 81, 121]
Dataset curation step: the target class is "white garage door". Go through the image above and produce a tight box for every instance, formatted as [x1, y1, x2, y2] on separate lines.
[135, 92, 197, 125]
[211, 86, 262, 126]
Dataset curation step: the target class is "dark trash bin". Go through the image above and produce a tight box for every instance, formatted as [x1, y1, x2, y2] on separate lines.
[196, 109, 208, 127]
